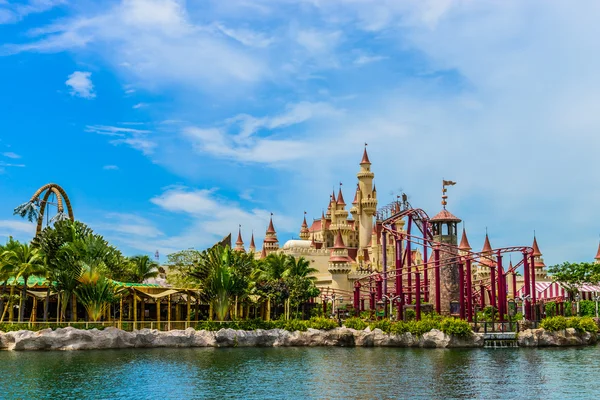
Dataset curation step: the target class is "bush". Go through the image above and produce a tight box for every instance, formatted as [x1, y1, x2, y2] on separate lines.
[544, 301, 557, 318]
[344, 317, 367, 330]
[579, 300, 596, 317]
[567, 317, 599, 333]
[404, 309, 416, 321]
[540, 316, 568, 331]
[440, 318, 472, 337]
[307, 317, 338, 330]
[283, 319, 308, 332]
[389, 321, 409, 335]
[369, 319, 392, 333]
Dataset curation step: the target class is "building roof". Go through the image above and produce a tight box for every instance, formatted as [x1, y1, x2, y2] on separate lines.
[336, 187, 346, 205]
[266, 216, 276, 234]
[282, 240, 312, 250]
[361, 147, 371, 164]
[332, 230, 346, 249]
[596, 242, 600, 260]
[532, 236, 542, 257]
[430, 209, 461, 222]
[482, 233, 492, 253]
[249, 233, 256, 249]
[459, 227, 471, 251]
[235, 227, 244, 246]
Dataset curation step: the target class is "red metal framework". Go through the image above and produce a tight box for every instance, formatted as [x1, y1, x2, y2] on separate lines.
[352, 203, 537, 322]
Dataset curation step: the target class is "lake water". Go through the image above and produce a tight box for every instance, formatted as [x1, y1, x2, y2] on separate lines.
[1, 346, 599, 399]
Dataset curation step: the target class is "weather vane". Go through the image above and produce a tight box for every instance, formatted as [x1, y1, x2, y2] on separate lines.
[442, 179, 457, 209]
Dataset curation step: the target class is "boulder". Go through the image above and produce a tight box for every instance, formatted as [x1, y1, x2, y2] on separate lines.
[420, 329, 450, 348]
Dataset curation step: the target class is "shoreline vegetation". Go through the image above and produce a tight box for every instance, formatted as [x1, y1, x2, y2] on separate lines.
[1, 315, 598, 351]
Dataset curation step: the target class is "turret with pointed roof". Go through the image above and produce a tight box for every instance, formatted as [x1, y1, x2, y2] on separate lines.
[328, 230, 352, 273]
[458, 227, 471, 254]
[234, 226, 245, 253]
[595, 242, 600, 264]
[531, 236, 547, 279]
[299, 212, 310, 240]
[262, 214, 279, 255]
[357, 145, 376, 250]
[249, 232, 256, 253]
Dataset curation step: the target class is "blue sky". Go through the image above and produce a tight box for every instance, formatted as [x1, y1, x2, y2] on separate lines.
[1, 0, 600, 266]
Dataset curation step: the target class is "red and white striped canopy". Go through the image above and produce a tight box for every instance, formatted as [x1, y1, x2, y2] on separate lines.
[516, 281, 600, 301]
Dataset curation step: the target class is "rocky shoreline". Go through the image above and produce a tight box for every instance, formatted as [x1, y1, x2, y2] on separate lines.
[0, 327, 596, 351]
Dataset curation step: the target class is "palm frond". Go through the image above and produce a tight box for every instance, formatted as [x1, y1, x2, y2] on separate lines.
[13, 201, 39, 222]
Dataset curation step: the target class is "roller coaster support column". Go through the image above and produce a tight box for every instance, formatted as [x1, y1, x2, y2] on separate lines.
[353, 281, 361, 317]
[523, 252, 531, 320]
[422, 220, 429, 303]
[512, 273, 517, 300]
[434, 245, 441, 314]
[497, 253, 504, 322]
[530, 254, 536, 320]
[369, 290, 375, 311]
[490, 267, 497, 311]
[395, 236, 403, 321]
[382, 231, 387, 298]
[415, 271, 421, 321]
[458, 260, 465, 320]
[407, 216, 413, 304]
[466, 258, 473, 322]
[480, 285, 486, 308]
[376, 275, 383, 302]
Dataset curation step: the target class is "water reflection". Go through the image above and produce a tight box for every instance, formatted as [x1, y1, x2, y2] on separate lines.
[1, 346, 599, 399]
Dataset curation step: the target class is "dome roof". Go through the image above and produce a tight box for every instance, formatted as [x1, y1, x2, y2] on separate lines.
[282, 240, 313, 250]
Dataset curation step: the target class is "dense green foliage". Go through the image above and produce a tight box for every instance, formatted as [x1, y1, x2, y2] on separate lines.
[540, 316, 599, 333]
[343, 317, 367, 330]
[368, 315, 472, 337]
[547, 262, 600, 298]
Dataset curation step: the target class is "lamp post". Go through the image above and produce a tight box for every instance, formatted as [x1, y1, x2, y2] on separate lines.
[594, 292, 599, 318]
[382, 294, 401, 320]
[518, 294, 531, 320]
[575, 293, 580, 316]
[324, 294, 343, 318]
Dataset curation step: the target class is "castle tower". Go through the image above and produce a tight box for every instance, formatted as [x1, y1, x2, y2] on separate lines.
[249, 232, 256, 253]
[234, 226, 245, 252]
[328, 230, 352, 274]
[299, 212, 310, 240]
[477, 233, 496, 277]
[532, 236, 547, 280]
[429, 180, 461, 315]
[350, 184, 360, 221]
[357, 147, 377, 250]
[595, 242, 600, 264]
[262, 214, 279, 254]
[458, 227, 472, 256]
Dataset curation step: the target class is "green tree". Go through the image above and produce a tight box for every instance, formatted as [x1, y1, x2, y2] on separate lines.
[283, 255, 318, 279]
[74, 264, 121, 321]
[2, 242, 45, 322]
[548, 262, 600, 299]
[128, 255, 159, 283]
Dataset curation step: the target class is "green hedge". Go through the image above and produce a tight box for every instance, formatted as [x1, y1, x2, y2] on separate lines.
[368, 316, 472, 337]
[540, 316, 598, 333]
[343, 317, 367, 330]
[0, 323, 107, 332]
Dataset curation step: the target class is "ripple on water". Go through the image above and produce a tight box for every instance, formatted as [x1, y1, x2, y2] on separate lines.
[1, 346, 599, 400]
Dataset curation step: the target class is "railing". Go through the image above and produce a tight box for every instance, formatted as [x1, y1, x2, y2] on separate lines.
[0, 320, 203, 332]
[472, 321, 518, 333]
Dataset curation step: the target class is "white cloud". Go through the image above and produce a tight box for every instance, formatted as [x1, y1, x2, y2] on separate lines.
[0, 0, 65, 25]
[93, 213, 164, 241]
[2, 152, 20, 159]
[133, 102, 148, 109]
[65, 71, 95, 99]
[0, 220, 35, 238]
[103, 165, 119, 170]
[85, 125, 150, 136]
[183, 101, 343, 164]
[0, 161, 25, 168]
[354, 54, 387, 65]
[109, 137, 157, 155]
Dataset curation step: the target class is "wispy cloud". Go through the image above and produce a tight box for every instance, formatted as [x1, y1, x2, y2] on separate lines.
[87, 124, 156, 155]
[0, 0, 65, 25]
[354, 54, 387, 65]
[0, 219, 35, 239]
[133, 102, 148, 109]
[85, 125, 150, 137]
[103, 165, 119, 170]
[65, 71, 95, 99]
[2, 152, 20, 159]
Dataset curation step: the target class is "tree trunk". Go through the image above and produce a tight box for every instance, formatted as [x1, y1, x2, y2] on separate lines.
[19, 276, 28, 323]
[72, 294, 77, 322]
[8, 284, 15, 322]
[0, 280, 6, 321]
[43, 286, 50, 322]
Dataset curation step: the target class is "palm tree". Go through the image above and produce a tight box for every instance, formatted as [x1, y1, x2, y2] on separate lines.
[255, 253, 288, 282]
[283, 255, 318, 278]
[2, 243, 45, 322]
[129, 255, 160, 283]
[74, 264, 121, 321]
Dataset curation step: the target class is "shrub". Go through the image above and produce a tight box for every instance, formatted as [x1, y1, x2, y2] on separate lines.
[440, 318, 472, 337]
[567, 317, 599, 333]
[308, 317, 338, 330]
[544, 301, 557, 318]
[283, 319, 308, 332]
[344, 317, 367, 331]
[389, 321, 409, 335]
[404, 309, 416, 321]
[369, 319, 392, 333]
[579, 301, 596, 317]
[540, 316, 568, 331]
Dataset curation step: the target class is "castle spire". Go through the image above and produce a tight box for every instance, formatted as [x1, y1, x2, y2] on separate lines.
[336, 183, 346, 206]
[299, 211, 310, 240]
[532, 236, 542, 257]
[459, 227, 471, 251]
[333, 229, 346, 249]
[263, 213, 279, 254]
[266, 214, 276, 234]
[249, 231, 256, 252]
[234, 225, 245, 252]
[361, 144, 371, 164]
[482, 233, 492, 253]
[595, 241, 600, 263]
